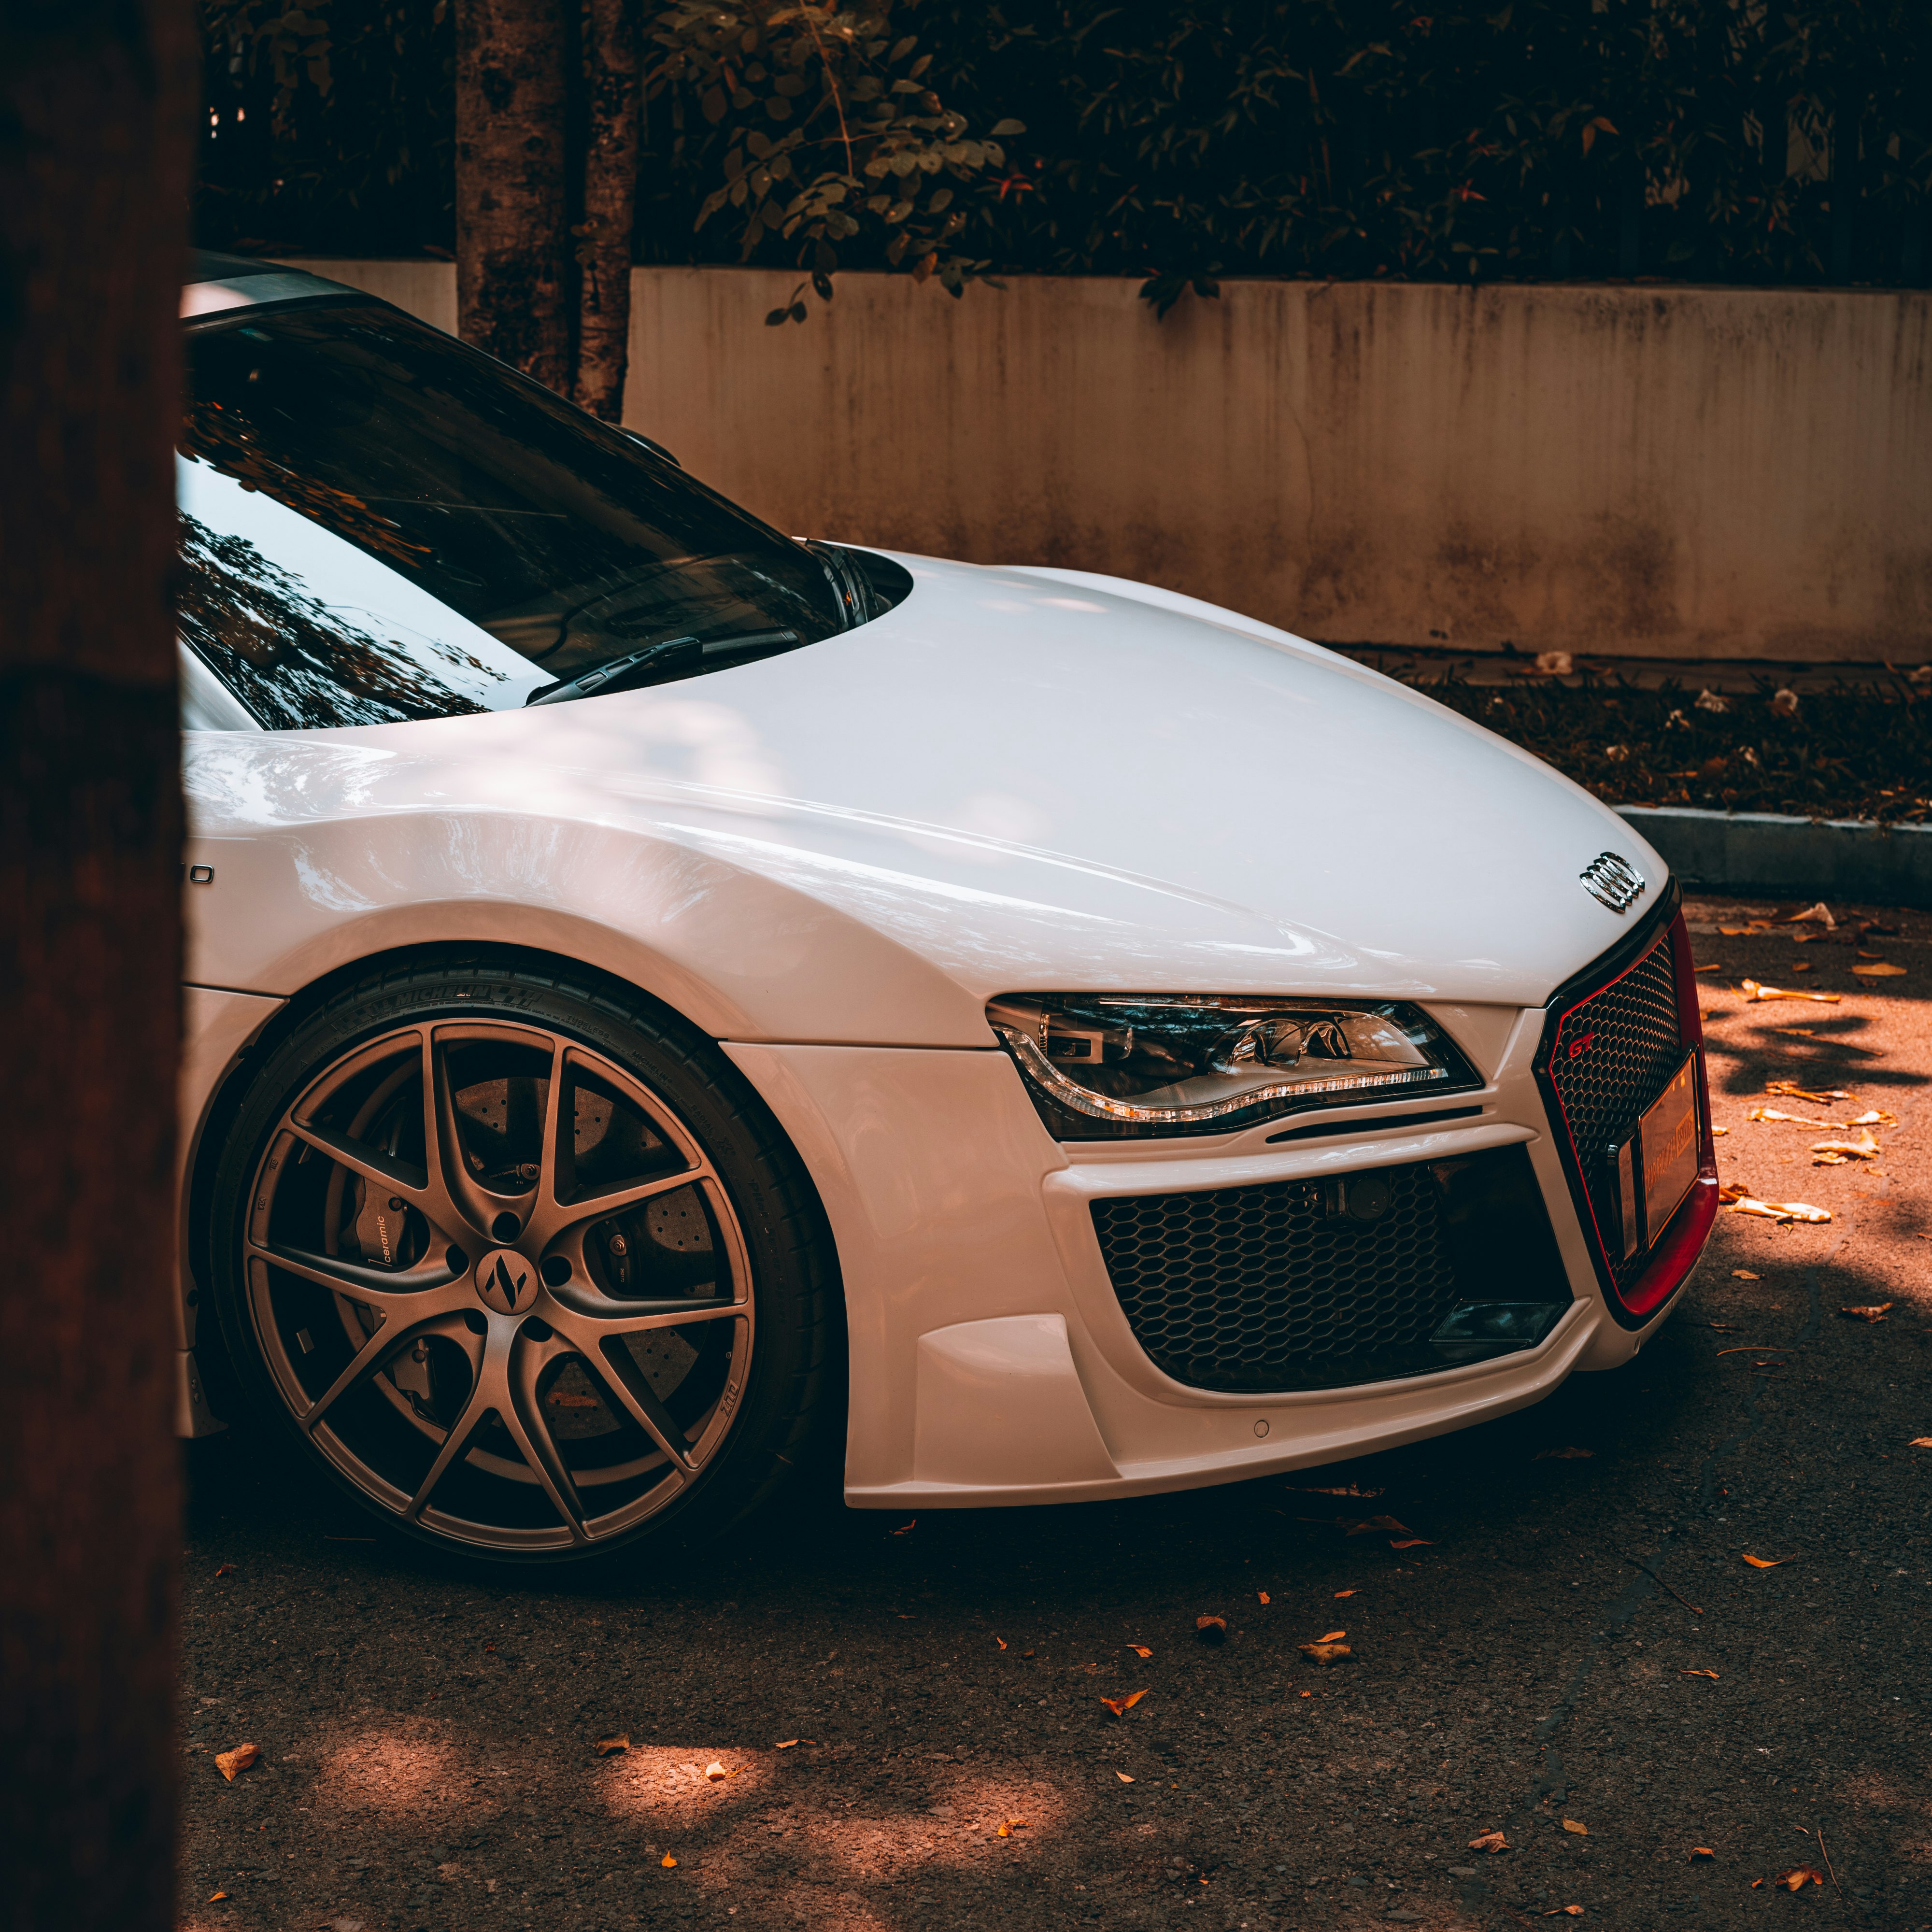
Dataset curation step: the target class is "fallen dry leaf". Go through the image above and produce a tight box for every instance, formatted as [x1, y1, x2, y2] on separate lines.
[1543, 1910, 1584, 1918]
[1731, 1270, 1761, 1280]
[1727, 1194, 1831, 1223]
[1840, 1303, 1893, 1322]
[997, 1816, 1027, 1836]
[703, 1762, 727, 1781]
[213, 1563, 236, 1579]
[1116, 1771, 1136, 1783]
[1286, 1483, 1386, 1499]
[661, 1854, 678, 1869]
[1126, 1645, 1153, 1659]
[1741, 980, 1840, 1004]
[1775, 1868, 1824, 1891]
[214, 1743, 259, 1782]
[1534, 1447, 1594, 1460]
[1318, 1629, 1347, 1642]
[1099, 1689, 1150, 1718]
[207, 1892, 229, 1903]
[1389, 1538, 1435, 1549]
[1468, 1830, 1508, 1854]
[1765, 1080, 1851, 1104]
[1194, 1615, 1227, 1645]
[776, 1739, 800, 1749]
[1562, 1818, 1589, 1835]
[1777, 902, 1835, 927]
[1911, 1438, 1932, 1449]
[1689, 1847, 1716, 1861]
[1349, 1513, 1417, 1537]
[889, 1519, 917, 1535]
[1718, 1182, 1752, 1204]
[1682, 1668, 1719, 1680]
[1811, 1131, 1881, 1160]
[1742, 1554, 1787, 1569]
[1749, 1106, 1838, 1126]
[1712, 1125, 1728, 1134]
[1257, 1591, 1271, 1605]
[1333, 1589, 1357, 1599]
[1851, 961, 1907, 977]
[1847, 1108, 1897, 1127]
[1298, 1641, 1352, 1664]
[994, 1636, 1006, 1650]
[594, 1734, 629, 1757]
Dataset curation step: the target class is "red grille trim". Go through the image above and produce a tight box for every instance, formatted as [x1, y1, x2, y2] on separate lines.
[1540, 909, 1718, 1323]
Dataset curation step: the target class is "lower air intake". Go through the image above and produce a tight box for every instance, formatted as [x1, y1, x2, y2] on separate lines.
[1090, 1144, 1571, 1393]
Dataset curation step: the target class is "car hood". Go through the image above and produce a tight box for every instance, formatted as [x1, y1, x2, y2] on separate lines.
[185, 554, 1664, 1038]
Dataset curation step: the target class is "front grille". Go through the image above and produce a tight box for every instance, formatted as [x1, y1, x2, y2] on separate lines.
[1545, 927, 1684, 1293]
[1092, 1145, 1569, 1393]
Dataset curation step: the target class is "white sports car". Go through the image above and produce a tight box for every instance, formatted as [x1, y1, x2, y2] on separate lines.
[174, 252, 1717, 1563]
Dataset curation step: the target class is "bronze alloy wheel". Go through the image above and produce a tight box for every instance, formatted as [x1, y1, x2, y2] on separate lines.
[211, 964, 832, 1559]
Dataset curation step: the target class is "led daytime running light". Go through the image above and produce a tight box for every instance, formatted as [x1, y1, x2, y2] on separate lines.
[993, 1022, 1449, 1125]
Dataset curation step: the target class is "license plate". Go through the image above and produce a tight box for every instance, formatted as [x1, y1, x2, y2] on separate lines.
[1639, 1054, 1700, 1244]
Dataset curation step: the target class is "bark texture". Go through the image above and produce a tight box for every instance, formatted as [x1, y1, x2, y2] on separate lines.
[0, 4, 192, 1930]
[574, 0, 640, 420]
[455, 0, 571, 389]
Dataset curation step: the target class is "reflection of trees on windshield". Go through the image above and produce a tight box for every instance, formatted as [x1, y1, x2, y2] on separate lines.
[178, 512, 488, 728]
[184, 305, 849, 686]
[181, 394, 432, 573]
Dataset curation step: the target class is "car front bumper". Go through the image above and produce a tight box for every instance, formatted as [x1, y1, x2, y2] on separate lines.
[726, 986, 1710, 1509]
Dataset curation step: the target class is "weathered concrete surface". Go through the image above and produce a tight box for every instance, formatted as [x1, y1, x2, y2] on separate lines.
[282, 260, 1932, 662]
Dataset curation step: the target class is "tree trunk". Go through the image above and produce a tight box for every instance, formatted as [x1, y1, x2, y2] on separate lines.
[574, 0, 640, 420]
[0, 5, 192, 1931]
[455, 0, 571, 389]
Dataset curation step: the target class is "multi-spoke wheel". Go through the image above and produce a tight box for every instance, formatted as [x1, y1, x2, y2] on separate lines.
[208, 961, 837, 1561]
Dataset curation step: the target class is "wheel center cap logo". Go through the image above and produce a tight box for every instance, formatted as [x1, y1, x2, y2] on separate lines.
[474, 1247, 536, 1315]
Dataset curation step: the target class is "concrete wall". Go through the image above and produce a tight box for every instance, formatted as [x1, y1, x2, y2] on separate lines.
[283, 259, 1932, 662]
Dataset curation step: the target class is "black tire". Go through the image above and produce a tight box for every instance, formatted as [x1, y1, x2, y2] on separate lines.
[204, 952, 839, 1563]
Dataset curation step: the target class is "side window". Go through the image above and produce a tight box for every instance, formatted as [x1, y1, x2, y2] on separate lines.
[176, 455, 549, 730]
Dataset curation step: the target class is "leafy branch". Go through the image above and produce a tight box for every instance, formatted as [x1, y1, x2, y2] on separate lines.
[646, 1, 1023, 320]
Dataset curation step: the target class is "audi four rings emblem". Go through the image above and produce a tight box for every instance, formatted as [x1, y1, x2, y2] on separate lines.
[1579, 852, 1645, 913]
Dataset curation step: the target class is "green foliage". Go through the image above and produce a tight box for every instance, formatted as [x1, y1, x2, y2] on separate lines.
[644, 2, 1022, 317]
[199, 0, 455, 253]
[196, 0, 1932, 299]
[932, 0, 1932, 295]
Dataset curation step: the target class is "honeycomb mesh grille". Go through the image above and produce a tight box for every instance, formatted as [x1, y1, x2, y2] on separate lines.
[1546, 928, 1685, 1281]
[1091, 1163, 1460, 1392]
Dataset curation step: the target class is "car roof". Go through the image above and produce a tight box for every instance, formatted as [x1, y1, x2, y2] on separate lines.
[182, 249, 365, 320]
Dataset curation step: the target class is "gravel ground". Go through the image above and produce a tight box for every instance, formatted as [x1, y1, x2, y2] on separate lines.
[176, 895, 1932, 1932]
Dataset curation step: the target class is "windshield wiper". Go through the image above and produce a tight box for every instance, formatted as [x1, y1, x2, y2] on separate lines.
[523, 629, 800, 706]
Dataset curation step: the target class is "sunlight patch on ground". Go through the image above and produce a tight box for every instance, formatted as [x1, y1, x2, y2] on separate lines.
[311, 1724, 470, 1819]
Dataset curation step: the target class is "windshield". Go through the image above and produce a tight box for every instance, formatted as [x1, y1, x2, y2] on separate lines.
[179, 300, 891, 728]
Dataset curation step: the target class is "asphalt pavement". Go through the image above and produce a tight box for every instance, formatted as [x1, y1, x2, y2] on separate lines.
[176, 895, 1932, 1932]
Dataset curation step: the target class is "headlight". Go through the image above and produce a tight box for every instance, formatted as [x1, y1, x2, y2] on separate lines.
[987, 993, 1479, 1139]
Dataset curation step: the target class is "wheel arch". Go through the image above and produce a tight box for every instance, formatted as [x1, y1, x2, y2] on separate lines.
[180, 938, 849, 1437]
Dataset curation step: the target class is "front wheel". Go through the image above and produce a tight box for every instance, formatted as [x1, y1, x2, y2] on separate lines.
[206, 958, 838, 1563]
